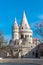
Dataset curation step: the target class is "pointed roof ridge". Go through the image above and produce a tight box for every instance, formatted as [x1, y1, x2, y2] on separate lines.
[22, 11, 28, 23]
[21, 11, 27, 23]
[13, 17, 18, 27]
[20, 11, 30, 29]
[23, 11, 26, 17]
[14, 17, 17, 24]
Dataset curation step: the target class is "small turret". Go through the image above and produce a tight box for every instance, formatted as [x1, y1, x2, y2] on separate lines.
[13, 18, 18, 27]
[12, 18, 19, 41]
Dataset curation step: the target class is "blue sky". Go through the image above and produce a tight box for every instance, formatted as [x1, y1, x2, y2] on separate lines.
[0, 0, 43, 41]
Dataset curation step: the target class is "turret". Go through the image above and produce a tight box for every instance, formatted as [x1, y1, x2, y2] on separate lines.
[12, 18, 19, 41]
[19, 11, 33, 43]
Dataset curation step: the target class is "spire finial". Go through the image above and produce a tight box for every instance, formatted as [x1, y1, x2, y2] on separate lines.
[14, 17, 18, 25]
[23, 11, 26, 17]
[14, 17, 16, 23]
[13, 17, 18, 26]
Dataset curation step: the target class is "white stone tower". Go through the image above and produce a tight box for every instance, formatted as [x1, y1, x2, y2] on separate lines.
[20, 11, 33, 43]
[12, 18, 19, 41]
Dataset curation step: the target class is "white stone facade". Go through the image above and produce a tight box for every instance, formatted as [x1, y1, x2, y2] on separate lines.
[9, 11, 40, 58]
[12, 12, 33, 43]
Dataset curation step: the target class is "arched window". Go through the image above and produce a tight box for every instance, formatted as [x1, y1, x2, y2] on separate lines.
[22, 27, 23, 29]
[17, 42, 19, 45]
[40, 51, 43, 56]
[33, 52, 34, 55]
[30, 35, 32, 37]
[21, 34, 24, 39]
[31, 46, 32, 47]
[29, 42, 31, 44]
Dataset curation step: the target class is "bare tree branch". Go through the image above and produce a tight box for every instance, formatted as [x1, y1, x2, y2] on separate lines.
[34, 21, 43, 38]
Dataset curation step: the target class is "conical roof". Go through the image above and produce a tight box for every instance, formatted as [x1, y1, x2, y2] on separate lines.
[13, 17, 18, 28]
[20, 11, 30, 29]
